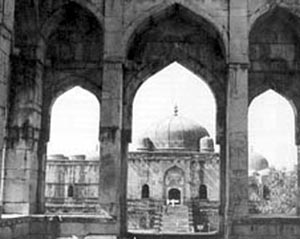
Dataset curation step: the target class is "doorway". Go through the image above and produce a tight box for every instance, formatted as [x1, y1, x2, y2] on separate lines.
[168, 188, 181, 205]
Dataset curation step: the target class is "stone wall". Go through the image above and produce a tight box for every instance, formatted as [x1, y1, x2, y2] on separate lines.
[45, 159, 99, 214]
[127, 152, 219, 202]
[0, 215, 116, 239]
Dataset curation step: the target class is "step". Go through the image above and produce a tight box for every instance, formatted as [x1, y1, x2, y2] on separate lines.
[160, 205, 191, 233]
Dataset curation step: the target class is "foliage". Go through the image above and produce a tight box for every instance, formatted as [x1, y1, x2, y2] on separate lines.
[249, 167, 297, 214]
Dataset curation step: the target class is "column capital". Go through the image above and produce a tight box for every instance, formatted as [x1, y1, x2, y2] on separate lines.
[228, 62, 250, 70]
[103, 56, 125, 64]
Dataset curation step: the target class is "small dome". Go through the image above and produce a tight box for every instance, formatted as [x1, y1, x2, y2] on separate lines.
[200, 136, 214, 153]
[138, 107, 209, 151]
[249, 152, 269, 171]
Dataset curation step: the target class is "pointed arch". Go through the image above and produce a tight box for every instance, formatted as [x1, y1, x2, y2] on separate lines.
[123, 4, 227, 147]
[248, 89, 297, 171]
[130, 62, 218, 150]
[49, 76, 101, 111]
[124, 60, 224, 147]
[48, 86, 100, 157]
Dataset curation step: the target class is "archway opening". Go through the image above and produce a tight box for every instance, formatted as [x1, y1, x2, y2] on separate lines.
[168, 188, 181, 205]
[45, 86, 100, 214]
[248, 89, 297, 215]
[127, 62, 219, 233]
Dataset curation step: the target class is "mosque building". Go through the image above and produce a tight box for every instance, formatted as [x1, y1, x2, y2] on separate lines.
[45, 107, 220, 233]
[127, 107, 220, 233]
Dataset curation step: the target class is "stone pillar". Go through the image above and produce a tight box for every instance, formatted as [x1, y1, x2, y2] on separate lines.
[99, 61, 126, 234]
[226, 63, 249, 216]
[297, 145, 300, 215]
[225, 0, 249, 236]
[3, 56, 43, 214]
[100, 0, 125, 235]
[0, 0, 15, 216]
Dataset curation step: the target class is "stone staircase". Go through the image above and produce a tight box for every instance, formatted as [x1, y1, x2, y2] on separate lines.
[160, 205, 191, 233]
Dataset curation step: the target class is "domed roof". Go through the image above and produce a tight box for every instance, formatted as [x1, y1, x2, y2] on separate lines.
[249, 152, 269, 171]
[139, 107, 209, 151]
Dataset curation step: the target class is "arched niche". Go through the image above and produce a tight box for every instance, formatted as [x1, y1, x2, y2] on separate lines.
[164, 166, 185, 204]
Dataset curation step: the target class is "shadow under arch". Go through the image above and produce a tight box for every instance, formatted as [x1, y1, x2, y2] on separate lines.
[37, 1, 104, 65]
[123, 2, 228, 59]
[249, 4, 300, 35]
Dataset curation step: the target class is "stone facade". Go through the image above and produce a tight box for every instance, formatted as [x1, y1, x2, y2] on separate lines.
[45, 155, 99, 214]
[127, 151, 219, 232]
[1, 0, 300, 238]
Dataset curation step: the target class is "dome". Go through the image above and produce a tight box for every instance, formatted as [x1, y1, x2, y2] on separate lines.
[138, 107, 209, 151]
[249, 152, 269, 171]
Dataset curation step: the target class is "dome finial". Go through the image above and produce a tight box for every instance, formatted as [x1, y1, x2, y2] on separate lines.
[174, 105, 178, 116]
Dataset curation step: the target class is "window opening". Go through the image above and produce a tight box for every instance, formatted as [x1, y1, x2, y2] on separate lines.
[142, 184, 150, 199]
[199, 184, 207, 200]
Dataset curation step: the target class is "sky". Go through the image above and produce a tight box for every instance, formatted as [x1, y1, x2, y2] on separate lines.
[47, 87, 100, 157]
[48, 62, 297, 170]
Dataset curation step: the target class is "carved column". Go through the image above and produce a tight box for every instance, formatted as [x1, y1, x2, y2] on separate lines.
[0, 0, 15, 216]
